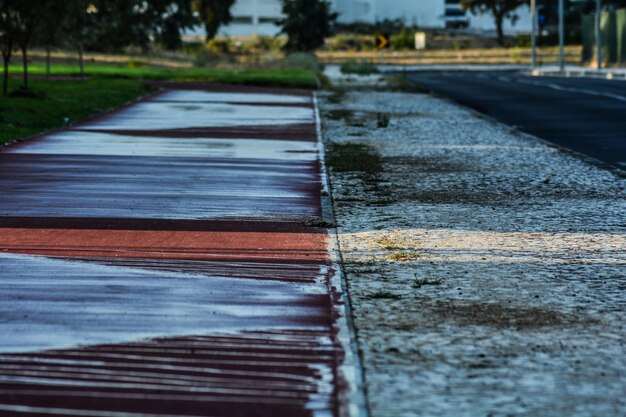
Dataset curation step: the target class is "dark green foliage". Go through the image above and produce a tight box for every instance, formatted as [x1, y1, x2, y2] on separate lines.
[0, 0, 47, 90]
[0, 78, 150, 145]
[81, 0, 197, 51]
[0, 0, 17, 94]
[279, 0, 337, 52]
[340, 60, 379, 75]
[193, 0, 235, 41]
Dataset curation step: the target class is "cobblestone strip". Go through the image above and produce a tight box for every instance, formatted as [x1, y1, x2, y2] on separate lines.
[321, 89, 626, 417]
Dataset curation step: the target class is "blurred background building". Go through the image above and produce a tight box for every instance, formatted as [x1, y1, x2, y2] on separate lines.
[216, 0, 532, 37]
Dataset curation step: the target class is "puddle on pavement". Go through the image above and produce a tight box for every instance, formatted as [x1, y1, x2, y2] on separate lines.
[6, 131, 319, 161]
[153, 90, 312, 105]
[81, 102, 314, 130]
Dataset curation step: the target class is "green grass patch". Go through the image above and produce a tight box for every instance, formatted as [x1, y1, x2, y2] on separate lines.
[1, 63, 318, 145]
[8, 64, 318, 89]
[326, 142, 382, 174]
[0, 78, 150, 145]
[339, 60, 379, 75]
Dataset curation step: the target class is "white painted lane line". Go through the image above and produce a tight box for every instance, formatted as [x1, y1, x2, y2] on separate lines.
[515, 78, 626, 102]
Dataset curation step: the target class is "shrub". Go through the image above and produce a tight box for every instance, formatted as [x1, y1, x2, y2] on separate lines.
[340, 60, 379, 75]
[251, 35, 285, 52]
[193, 50, 221, 67]
[283, 53, 323, 72]
[205, 38, 231, 54]
[391, 27, 414, 50]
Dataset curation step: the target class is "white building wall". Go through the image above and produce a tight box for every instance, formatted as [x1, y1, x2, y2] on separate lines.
[219, 0, 284, 36]
[216, 0, 531, 37]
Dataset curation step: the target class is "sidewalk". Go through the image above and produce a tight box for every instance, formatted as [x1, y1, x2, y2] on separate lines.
[529, 64, 626, 80]
[0, 84, 358, 416]
[320, 72, 626, 416]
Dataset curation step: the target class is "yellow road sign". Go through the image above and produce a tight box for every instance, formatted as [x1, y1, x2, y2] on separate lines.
[376, 33, 390, 50]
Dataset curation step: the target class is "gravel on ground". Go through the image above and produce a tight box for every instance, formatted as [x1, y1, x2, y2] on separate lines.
[320, 78, 626, 417]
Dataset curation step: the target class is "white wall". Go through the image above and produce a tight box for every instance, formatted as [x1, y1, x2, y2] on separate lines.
[220, 0, 283, 36]
[367, 0, 444, 27]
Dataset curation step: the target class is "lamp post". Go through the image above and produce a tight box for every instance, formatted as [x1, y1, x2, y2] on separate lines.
[596, 0, 602, 69]
[558, 0, 565, 72]
[531, 0, 537, 69]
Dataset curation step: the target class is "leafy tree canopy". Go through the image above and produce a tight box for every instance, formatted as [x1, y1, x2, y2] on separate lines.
[193, 0, 235, 41]
[461, 0, 528, 45]
[279, 0, 337, 52]
[83, 0, 197, 51]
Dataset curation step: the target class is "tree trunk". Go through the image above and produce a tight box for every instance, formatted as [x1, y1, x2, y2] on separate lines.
[21, 45, 28, 89]
[46, 44, 51, 80]
[78, 44, 84, 77]
[495, 11, 505, 46]
[2, 54, 9, 96]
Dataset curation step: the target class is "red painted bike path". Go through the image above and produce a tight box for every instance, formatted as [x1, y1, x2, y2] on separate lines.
[0, 85, 351, 417]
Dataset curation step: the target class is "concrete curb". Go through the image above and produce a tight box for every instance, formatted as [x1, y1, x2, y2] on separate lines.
[528, 67, 626, 81]
[314, 92, 370, 417]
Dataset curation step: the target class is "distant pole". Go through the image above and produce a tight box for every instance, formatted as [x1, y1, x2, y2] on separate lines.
[558, 0, 565, 72]
[531, 0, 537, 68]
[596, 0, 602, 69]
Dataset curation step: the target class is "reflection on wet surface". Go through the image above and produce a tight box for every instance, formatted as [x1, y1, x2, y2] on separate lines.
[153, 90, 313, 104]
[7, 131, 319, 161]
[0, 153, 321, 220]
[0, 253, 330, 353]
[81, 101, 314, 130]
[0, 85, 343, 416]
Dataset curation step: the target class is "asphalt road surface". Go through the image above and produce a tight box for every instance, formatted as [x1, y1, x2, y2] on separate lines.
[406, 71, 626, 171]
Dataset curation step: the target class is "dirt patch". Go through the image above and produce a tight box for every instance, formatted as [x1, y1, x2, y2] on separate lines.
[385, 156, 473, 173]
[429, 300, 600, 328]
[402, 190, 503, 205]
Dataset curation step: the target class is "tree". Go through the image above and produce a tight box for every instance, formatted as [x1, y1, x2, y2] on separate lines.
[0, 0, 17, 95]
[72, 0, 196, 52]
[193, 0, 235, 41]
[279, 0, 337, 52]
[34, 1, 67, 79]
[13, 0, 45, 89]
[461, 0, 528, 46]
[61, 0, 98, 77]
[0, 0, 43, 91]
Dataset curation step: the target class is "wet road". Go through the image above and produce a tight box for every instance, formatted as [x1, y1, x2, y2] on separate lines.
[406, 71, 626, 171]
[0, 85, 349, 416]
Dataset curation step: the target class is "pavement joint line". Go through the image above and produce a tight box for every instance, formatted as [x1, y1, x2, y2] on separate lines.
[314, 92, 370, 417]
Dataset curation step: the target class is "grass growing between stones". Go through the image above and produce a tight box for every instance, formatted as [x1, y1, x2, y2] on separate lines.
[326, 142, 382, 174]
[366, 290, 401, 300]
[388, 252, 419, 261]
